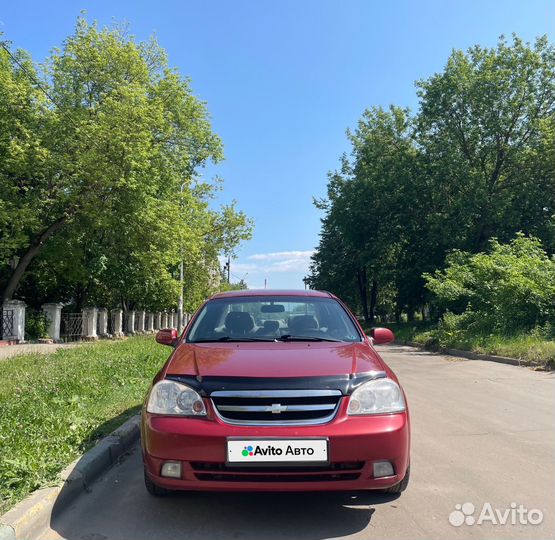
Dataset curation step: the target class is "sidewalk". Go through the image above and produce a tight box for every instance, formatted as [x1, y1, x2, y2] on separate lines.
[0, 342, 83, 360]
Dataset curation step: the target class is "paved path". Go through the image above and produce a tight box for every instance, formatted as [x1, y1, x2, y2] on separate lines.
[0, 342, 84, 360]
[39, 345, 554, 540]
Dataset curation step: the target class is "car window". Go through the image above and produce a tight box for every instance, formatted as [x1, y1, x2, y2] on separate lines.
[186, 296, 362, 342]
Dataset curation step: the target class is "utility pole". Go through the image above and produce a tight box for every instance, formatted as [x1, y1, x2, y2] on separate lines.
[178, 182, 186, 332]
[177, 174, 202, 331]
[227, 255, 231, 283]
[178, 259, 184, 329]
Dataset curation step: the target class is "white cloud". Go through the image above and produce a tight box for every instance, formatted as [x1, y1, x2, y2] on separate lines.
[248, 250, 314, 261]
[230, 262, 259, 273]
[261, 258, 310, 273]
[221, 250, 315, 282]
[246, 250, 314, 274]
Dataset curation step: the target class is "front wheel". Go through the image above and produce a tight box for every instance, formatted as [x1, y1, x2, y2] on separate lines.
[382, 465, 410, 494]
[144, 467, 174, 496]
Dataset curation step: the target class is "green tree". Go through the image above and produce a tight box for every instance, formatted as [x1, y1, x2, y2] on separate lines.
[310, 34, 555, 322]
[416, 34, 555, 253]
[309, 106, 422, 322]
[0, 19, 252, 308]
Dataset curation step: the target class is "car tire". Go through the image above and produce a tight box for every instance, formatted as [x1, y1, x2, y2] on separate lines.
[144, 468, 173, 496]
[383, 465, 410, 494]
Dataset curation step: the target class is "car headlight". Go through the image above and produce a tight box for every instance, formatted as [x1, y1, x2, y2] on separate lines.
[348, 378, 405, 415]
[146, 380, 207, 416]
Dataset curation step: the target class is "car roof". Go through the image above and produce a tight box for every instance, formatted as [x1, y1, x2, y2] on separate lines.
[209, 289, 335, 300]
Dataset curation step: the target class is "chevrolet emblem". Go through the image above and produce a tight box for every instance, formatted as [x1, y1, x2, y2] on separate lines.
[268, 403, 288, 414]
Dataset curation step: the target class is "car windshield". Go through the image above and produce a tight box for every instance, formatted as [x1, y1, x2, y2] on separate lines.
[186, 295, 362, 343]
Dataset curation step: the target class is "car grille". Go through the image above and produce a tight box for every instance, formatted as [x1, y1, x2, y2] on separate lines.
[191, 461, 364, 482]
[210, 389, 342, 425]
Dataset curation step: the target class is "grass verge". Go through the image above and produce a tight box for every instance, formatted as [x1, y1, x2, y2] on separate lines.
[0, 336, 168, 514]
[370, 322, 555, 366]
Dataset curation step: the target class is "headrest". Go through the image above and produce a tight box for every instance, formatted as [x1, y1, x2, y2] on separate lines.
[263, 320, 280, 332]
[225, 311, 254, 334]
[288, 315, 319, 333]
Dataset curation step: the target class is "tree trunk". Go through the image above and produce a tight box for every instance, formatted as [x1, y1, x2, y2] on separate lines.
[395, 300, 402, 323]
[473, 212, 490, 252]
[356, 267, 369, 322]
[2, 217, 67, 302]
[74, 283, 86, 312]
[368, 279, 378, 324]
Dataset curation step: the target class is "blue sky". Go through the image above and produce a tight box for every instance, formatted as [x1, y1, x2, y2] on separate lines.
[1, 1, 552, 289]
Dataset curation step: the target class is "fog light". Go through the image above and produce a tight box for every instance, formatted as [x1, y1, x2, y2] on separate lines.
[373, 461, 394, 478]
[161, 461, 182, 478]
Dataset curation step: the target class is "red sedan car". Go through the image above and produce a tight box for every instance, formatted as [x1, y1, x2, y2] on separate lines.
[141, 290, 410, 495]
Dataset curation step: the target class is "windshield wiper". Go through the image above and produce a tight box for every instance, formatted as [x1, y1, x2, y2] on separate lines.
[277, 335, 343, 342]
[191, 336, 277, 343]
[191, 335, 344, 343]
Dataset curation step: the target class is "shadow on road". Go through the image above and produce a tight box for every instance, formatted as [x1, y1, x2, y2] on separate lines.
[132, 490, 395, 540]
[49, 445, 400, 540]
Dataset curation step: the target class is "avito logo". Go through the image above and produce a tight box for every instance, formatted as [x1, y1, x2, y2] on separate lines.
[241, 444, 316, 457]
[448, 502, 544, 527]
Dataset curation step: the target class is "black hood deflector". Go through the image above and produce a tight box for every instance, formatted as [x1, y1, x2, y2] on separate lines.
[165, 371, 386, 396]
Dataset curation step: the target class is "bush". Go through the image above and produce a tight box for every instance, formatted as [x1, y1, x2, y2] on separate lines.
[424, 234, 555, 334]
[24, 312, 49, 340]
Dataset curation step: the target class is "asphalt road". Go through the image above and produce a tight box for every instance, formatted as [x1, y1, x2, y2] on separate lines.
[39, 345, 554, 540]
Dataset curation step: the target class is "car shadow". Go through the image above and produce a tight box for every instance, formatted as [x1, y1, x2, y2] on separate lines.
[140, 490, 398, 540]
[49, 443, 400, 540]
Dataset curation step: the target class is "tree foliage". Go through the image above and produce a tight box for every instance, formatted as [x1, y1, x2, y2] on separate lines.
[424, 234, 555, 334]
[309, 35, 555, 323]
[0, 18, 252, 310]
[416, 35, 555, 252]
[308, 106, 421, 321]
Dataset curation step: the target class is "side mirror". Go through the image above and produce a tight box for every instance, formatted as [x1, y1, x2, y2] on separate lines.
[369, 327, 394, 345]
[156, 328, 179, 347]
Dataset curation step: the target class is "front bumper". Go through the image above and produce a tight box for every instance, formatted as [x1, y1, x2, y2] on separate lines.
[141, 399, 410, 492]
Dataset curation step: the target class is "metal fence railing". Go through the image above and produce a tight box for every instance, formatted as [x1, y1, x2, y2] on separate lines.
[60, 313, 83, 342]
[1, 308, 15, 340]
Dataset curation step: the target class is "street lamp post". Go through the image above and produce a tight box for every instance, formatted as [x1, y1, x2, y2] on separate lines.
[178, 259, 184, 331]
[177, 175, 203, 331]
[178, 182, 186, 332]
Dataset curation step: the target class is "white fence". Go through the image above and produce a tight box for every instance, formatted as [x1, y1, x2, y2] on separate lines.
[0, 300, 192, 343]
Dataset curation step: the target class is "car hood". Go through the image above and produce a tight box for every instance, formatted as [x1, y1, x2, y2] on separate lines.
[164, 341, 384, 378]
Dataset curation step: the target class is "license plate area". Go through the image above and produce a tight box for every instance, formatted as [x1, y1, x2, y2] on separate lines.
[226, 438, 329, 466]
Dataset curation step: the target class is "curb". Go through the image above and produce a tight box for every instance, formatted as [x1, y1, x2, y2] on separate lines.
[0, 414, 141, 540]
[393, 340, 539, 367]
